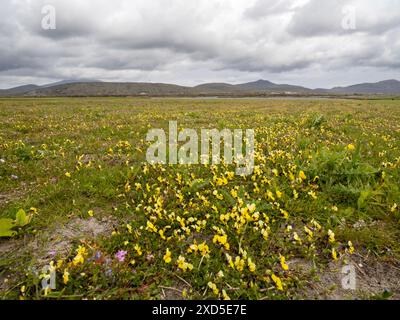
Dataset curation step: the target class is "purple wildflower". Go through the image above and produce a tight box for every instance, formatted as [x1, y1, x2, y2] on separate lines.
[48, 250, 57, 257]
[115, 250, 128, 262]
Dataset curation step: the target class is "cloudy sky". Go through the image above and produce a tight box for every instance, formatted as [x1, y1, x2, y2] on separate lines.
[1, 0, 399, 89]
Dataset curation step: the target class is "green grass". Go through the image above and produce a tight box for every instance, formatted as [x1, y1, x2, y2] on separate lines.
[0, 97, 399, 300]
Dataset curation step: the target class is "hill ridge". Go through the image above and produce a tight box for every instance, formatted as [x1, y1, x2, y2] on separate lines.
[1, 79, 399, 97]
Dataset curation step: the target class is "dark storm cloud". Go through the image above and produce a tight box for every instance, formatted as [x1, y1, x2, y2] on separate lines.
[0, 0, 399, 88]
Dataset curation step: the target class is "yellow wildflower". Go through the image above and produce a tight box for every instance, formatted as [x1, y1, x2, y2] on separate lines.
[308, 190, 317, 200]
[63, 269, 70, 284]
[311, 219, 322, 231]
[126, 224, 132, 233]
[331, 248, 338, 261]
[226, 253, 235, 269]
[208, 282, 219, 296]
[271, 274, 283, 291]
[280, 209, 289, 220]
[293, 232, 302, 244]
[222, 289, 231, 300]
[134, 244, 143, 256]
[177, 256, 193, 272]
[163, 248, 172, 264]
[280, 255, 289, 271]
[299, 170, 307, 181]
[213, 234, 230, 250]
[304, 226, 313, 240]
[198, 242, 210, 257]
[328, 230, 336, 244]
[347, 144, 355, 151]
[267, 190, 275, 201]
[72, 245, 86, 266]
[234, 256, 245, 272]
[261, 228, 269, 240]
[348, 241, 355, 255]
[247, 258, 256, 272]
[146, 220, 158, 233]
[159, 229, 166, 240]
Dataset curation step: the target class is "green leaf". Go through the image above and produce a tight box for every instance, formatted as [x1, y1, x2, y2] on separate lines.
[357, 190, 370, 209]
[220, 189, 236, 207]
[0, 229, 17, 237]
[190, 179, 210, 192]
[0, 218, 17, 237]
[15, 209, 30, 227]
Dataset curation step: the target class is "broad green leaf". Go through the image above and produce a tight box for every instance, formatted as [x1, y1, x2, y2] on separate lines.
[0, 229, 17, 237]
[15, 209, 30, 227]
[0, 218, 17, 237]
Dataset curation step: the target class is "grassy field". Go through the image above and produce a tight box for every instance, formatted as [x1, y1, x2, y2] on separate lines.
[0, 97, 400, 300]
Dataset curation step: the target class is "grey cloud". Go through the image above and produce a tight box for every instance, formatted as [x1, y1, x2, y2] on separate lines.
[0, 0, 399, 89]
[288, 0, 400, 37]
[245, 0, 299, 19]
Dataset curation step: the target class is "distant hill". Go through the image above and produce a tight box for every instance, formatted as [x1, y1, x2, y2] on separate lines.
[194, 83, 243, 94]
[25, 82, 196, 97]
[1, 79, 400, 97]
[0, 84, 40, 96]
[236, 79, 312, 93]
[41, 79, 101, 88]
[0, 79, 100, 96]
[329, 79, 400, 94]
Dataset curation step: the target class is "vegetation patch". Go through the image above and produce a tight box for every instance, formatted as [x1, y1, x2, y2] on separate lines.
[0, 97, 399, 300]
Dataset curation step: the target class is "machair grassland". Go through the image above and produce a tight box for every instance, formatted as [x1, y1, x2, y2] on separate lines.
[0, 97, 399, 300]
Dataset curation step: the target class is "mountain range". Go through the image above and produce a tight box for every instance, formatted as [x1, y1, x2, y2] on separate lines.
[1, 79, 400, 97]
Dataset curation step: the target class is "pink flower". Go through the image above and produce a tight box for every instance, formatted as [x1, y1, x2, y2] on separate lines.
[115, 250, 128, 262]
